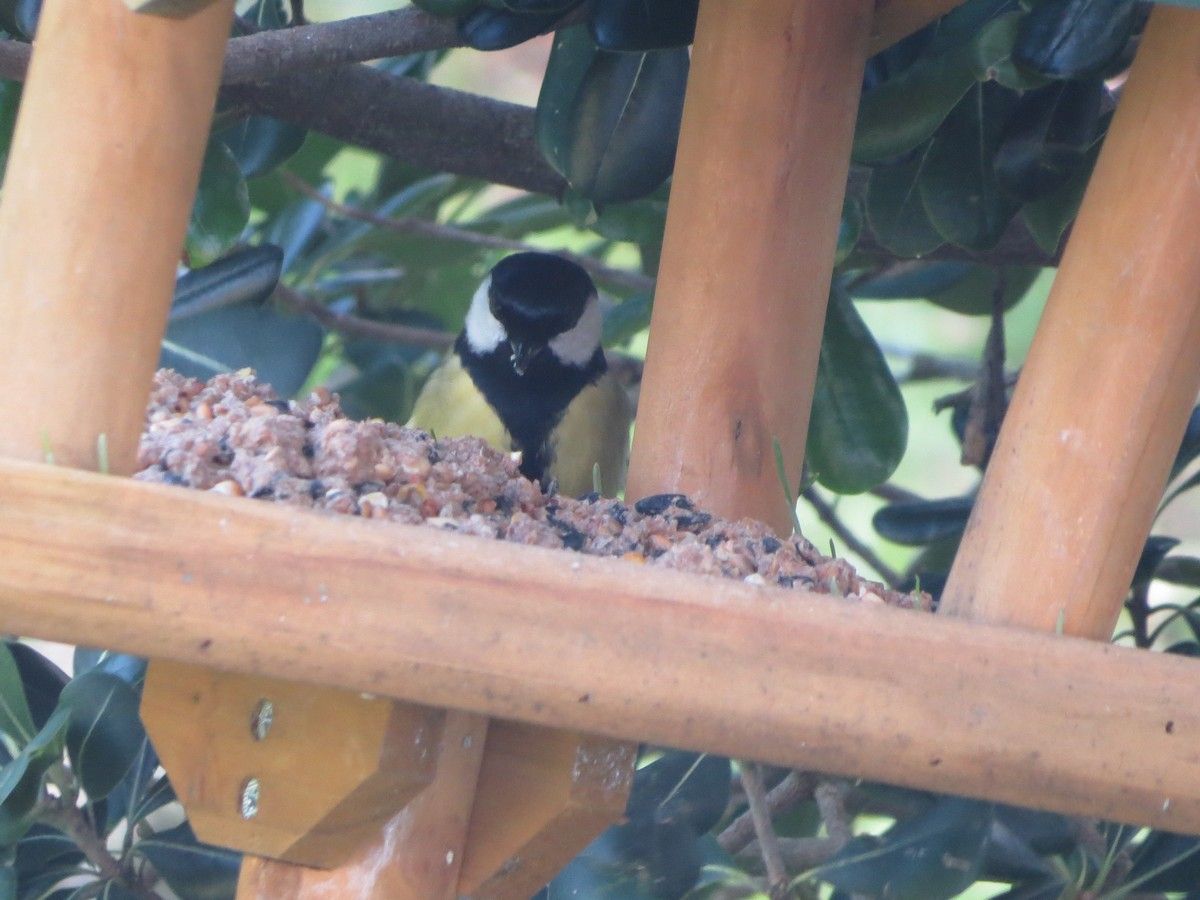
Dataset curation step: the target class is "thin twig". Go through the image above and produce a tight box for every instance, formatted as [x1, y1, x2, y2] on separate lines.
[740, 763, 789, 899]
[719, 770, 815, 855]
[274, 283, 454, 351]
[800, 486, 903, 589]
[280, 171, 655, 295]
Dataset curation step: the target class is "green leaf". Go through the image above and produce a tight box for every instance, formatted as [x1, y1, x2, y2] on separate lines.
[71, 650, 146, 687]
[853, 52, 975, 164]
[864, 146, 945, 258]
[187, 140, 250, 269]
[1155, 556, 1200, 588]
[851, 261, 973, 300]
[162, 280, 323, 398]
[836, 197, 864, 266]
[15, 824, 83, 882]
[0, 709, 69, 846]
[1021, 134, 1100, 256]
[602, 294, 652, 345]
[0, 81, 21, 184]
[459, 6, 560, 51]
[57, 673, 144, 802]
[6, 645, 67, 732]
[410, 0, 478, 15]
[626, 752, 730, 838]
[919, 82, 1019, 250]
[994, 80, 1102, 201]
[1171, 406, 1200, 482]
[816, 797, 992, 899]
[217, 116, 307, 180]
[135, 822, 241, 900]
[808, 288, 908, 494]
[1014, 0, 1136, 79]
[537, 26, 688, 203]
[0, 645, 35, 749]
[872, 496, 974, 546]
[924, 264, 1040, 315]
[588, 0, 698, 51]
[172, 245, 283, 322]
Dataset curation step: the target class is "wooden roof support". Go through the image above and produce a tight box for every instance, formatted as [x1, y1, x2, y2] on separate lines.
[462, 2, 880, 891]
[0, 2, 485, 894]
[0, 0, 233, 472]
[627, 0, 875, 535]
[2, 459, 1200, 832]
[940, 5, 1200, 638]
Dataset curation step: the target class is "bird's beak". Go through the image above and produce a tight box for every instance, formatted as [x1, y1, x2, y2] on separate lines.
[509, 340, 543, 375]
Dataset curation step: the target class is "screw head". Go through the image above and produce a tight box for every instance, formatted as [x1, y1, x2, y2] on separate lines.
[250, 699, 274, 741]
[240, 777, 261, 819]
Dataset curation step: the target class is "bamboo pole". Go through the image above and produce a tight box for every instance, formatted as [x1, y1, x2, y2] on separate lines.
[939, 6, 1200, 638]
[2, 460, 1199, 831]
[0, 0, 233, 474]
[625, 0, 875, 536]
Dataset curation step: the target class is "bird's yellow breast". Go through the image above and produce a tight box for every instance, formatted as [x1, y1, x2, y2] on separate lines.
[406, 352, 631, 498]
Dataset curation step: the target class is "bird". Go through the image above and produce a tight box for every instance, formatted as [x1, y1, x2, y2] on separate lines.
[407, 251, 631, 498]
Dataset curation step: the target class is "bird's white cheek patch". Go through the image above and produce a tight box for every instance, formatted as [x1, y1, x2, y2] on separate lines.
[549, 294, 601, 367]
[464, 277, 507, 353]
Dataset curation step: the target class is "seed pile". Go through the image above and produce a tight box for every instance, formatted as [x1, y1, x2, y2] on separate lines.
[136, 370, 928, 610]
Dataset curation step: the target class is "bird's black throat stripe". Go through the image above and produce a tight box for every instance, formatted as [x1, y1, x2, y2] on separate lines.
[454, 334, 606, 484]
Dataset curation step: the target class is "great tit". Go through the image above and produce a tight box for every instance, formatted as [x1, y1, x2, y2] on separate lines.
[407, 252, 631, 497]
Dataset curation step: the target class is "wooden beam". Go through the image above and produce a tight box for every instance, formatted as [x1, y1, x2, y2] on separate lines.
[625, 0, 874, 536]
[0, 459, 1198, 832]
[0, 0, 233, 474]
[940, 6, 1200, 638]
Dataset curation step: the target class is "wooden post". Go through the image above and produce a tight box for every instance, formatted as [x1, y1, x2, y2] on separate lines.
[626, 0, 876, 536]
[939, 5, 1200, 639]
[0, 0, 233, 474]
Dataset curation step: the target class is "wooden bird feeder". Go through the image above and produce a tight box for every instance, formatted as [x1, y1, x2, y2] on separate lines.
[1, 0, 1199, 896]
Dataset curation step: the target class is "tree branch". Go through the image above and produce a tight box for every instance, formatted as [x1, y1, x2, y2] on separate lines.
[223, 7, 462, 85]
[274, 283, 455, 351]
[718, 770, 815, 855]
[280, 171, 655, 295]
[0, 19, 1065, 267]
[39, 799, 157, 899]
[740, 763, 789, 899]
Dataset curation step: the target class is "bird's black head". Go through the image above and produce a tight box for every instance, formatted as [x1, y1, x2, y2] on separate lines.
[487, 253, 595, 371]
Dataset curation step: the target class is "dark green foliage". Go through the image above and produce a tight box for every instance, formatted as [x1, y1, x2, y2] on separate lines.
[807, 287, 908, 494]
[537, 27, 687, 204]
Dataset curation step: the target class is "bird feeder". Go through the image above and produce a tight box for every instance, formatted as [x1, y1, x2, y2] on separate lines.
[2, 0, 1200, 897]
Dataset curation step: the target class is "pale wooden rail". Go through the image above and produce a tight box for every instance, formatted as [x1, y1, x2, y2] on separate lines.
[0, 458, 1197, 832]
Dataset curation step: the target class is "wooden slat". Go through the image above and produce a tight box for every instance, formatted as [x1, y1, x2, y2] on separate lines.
[237, 711, 488, 898]
[142, 661, 447, 868]
[457, 725, 636, 897]
[0, 0, 233, 474]
[626, 0, 875, 536]
[940, 6, 1200, 638]
[0, 459, 1197, 831]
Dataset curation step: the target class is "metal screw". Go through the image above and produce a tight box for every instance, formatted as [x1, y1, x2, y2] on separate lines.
[250, 699, 274, 741]
[239, 777, 261, 819]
